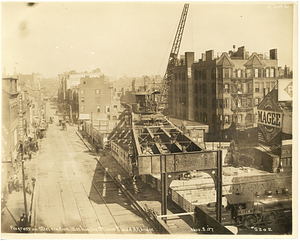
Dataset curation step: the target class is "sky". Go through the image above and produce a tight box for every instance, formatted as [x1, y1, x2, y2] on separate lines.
[1, 1, 295, 78]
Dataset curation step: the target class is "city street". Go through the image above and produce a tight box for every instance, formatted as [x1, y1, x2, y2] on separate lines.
[29, 102, 152, 234]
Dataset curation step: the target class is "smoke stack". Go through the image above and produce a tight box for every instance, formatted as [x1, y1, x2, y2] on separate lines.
[233, 45, 236, 52]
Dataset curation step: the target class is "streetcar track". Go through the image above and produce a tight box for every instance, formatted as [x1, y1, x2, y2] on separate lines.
[63, 128, 124, 233]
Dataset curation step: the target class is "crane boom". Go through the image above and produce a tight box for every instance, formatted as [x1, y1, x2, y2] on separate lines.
[159, 3, 189, 114]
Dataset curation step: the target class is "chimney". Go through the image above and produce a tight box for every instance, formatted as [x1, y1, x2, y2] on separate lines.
[202, 53, 206, 61]
[270, 49, 277, 60]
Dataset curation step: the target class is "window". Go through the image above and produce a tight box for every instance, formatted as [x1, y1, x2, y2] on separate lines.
[81, 89, 84, 95]
[224, 98, 229, 109]
[254, 69, 259, 78]
[175, 73, 178, 81]
[179, 73, 181, 80]
[199, 70, 202, 79]
[238, 114, 242, 123]
[237, 69, 241, 78]
[218, 69, 222, 79]
[202, 69, 206, 80]
[81, 97, 84, 103]
[199, 98, 202, 105]
[97, 106, 100, 113]
[266, 68, 270, 77]
[195, 98, 199, 107]
[242, 98, 247, 107]
[225, 115, 229, 123]
[223, 69, 230, 78]
[224, 84, 230, 93]
[255, 82, 260, 92]
[95, 89, 100, 94]
[203, 97, 207, 108]
[203, 84, 207, 94]
[247, 83, 253, 93]
[194, 70, 198, 80]
[199, 84, 202, 93]
[247, 98, 252, 107]
[255, 98, 259, 106]
[200, 112, 203, 120]
[113, 104, 118, 110]
[194, 84, 198, 94]
[81, 106, 85, 112]
[270, 68, 275, 77]
[246, 69, 252, 78]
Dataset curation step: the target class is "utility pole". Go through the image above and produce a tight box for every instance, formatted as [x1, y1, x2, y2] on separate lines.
[19, 93, 28, 227]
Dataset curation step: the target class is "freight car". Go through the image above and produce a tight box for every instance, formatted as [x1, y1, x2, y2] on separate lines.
[194, 189, 292, 229]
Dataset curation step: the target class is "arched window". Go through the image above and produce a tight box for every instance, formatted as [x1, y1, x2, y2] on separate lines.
[203, 84, 207, 94]
[194, 70, 198, 80]
[203, 69, 207, 80]
[194, 84, 198, 94]
[203, 97, 207, 108]
[199, 84, 202, 93]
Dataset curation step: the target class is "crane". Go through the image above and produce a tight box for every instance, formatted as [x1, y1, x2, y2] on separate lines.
[158, 3, 189, 115]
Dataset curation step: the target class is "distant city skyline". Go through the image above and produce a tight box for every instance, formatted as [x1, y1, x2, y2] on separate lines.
[1, 1, 295, 78]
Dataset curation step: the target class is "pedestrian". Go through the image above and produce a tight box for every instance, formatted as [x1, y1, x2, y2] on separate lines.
[26, 182, 32, 195]
[19, 213, 27, 227]
[8, 178, 14, 193]
[14, 177, 20, 191]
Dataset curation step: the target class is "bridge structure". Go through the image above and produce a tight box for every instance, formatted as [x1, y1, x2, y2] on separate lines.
[109, 106, 223, 224]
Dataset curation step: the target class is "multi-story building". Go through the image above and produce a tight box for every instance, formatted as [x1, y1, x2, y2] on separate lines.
[78, 75, 122, 124]
[2, 77, 20, 197]
[58, 69, 102, 121]
[169, 46, 283, 137]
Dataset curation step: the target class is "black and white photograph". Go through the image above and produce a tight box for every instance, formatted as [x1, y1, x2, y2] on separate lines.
[1, 1, 297, 238]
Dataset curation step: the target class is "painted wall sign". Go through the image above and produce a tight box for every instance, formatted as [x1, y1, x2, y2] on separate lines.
[257, 95, 282, 142]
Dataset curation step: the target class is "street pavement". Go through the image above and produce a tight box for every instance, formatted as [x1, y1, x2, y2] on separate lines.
[2, 101, 154, 236]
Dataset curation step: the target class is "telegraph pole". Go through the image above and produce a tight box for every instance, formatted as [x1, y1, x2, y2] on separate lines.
[19, 93, 28, 227]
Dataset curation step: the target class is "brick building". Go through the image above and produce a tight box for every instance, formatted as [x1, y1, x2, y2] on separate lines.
[169, 46, 283, 136]
[2, 77, 20, 198]
[78, 76, 122, 123]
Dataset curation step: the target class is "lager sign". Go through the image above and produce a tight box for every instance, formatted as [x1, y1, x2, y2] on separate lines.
[257, 110, 282, 128]
[257, 95, 282, 142]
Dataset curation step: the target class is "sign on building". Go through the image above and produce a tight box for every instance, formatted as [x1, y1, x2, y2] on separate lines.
[278, 79, 293, 101]
[257, 95, 282, 143]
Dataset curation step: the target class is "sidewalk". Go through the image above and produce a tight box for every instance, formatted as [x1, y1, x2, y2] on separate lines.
[1, 141, 40, 233]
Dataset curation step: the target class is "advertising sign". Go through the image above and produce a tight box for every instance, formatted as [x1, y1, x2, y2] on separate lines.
[257, 95, 282, 142]
[278, 79, 293, 101]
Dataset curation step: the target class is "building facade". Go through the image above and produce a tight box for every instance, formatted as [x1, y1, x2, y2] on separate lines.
[169, 46, 282, 135]
[2, 77, 20, 198]
[78, 76, 122, 123]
